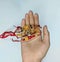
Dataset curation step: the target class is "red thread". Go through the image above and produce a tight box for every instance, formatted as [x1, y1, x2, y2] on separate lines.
[0, 31, 16, 38]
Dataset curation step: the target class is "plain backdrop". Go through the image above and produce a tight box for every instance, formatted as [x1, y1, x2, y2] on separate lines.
[0, 0, 60, 62]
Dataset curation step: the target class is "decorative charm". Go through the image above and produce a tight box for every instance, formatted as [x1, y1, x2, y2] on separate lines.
[0, 25, 42, 42]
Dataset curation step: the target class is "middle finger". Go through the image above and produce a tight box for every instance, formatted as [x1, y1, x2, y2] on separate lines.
[29, 11, 34, 25]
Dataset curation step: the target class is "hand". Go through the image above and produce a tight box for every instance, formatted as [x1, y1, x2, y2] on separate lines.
[21, 11, 50, 62]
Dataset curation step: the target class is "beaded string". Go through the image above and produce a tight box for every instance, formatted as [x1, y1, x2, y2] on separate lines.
[0, 25, 42, 42]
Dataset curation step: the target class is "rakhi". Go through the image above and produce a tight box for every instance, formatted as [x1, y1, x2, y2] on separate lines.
[0, 25, 42, 42]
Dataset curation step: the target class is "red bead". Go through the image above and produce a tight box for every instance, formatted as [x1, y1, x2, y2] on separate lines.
[32, 35, 35, 37]
[28, 36, 32, 39]
[28, 35, 35, 39]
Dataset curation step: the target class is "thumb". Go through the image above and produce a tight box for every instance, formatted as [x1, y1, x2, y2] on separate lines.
[43, 25, 50, 45]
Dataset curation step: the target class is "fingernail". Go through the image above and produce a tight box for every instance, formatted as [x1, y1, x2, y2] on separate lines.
[35, 13, 38, 17]
[29, 10, 33, 14]
[29, 10, 32, 12]
[45, 25, 47, 29]
[25, 13, 28, 17]
[35, 13, 38, 15]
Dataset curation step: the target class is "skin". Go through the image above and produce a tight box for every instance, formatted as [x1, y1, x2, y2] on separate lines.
[21, 11, 50, 62]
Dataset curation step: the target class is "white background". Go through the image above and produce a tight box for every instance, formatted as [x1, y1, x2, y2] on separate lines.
[0, 0, 60, 62]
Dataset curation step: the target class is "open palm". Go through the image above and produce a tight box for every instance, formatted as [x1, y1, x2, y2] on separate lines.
[21, 11, 50, 62]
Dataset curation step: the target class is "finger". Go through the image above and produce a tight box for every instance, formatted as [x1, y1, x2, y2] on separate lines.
[34, 13, 39, 25]
[25, 14, 30, 25]
[21, 19, 26, 43]
[21, 19, 26, 27]
[43, 25, 50, 45]
[29, 11, 34, 25]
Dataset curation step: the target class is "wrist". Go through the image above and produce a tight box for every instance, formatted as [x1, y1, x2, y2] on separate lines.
[22, 58, 41, 62]
[22, 60, 41, 62]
